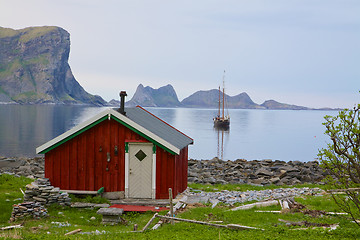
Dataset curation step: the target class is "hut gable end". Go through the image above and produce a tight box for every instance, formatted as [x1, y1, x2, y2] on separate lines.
[36, 108, 192, 155]
[36, 107, 192, 199]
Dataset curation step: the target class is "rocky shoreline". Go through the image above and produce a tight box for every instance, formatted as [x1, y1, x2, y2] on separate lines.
[0, 156, 45, 178]
[188, 157, 327, 186]
[0, 156, 328, 186]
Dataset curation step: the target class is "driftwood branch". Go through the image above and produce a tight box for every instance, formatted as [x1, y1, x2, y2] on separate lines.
[230, 200, 279, 211]
[1, 225, 23, 231]
[327, 188, 360, 193]
[169, 188, 174, 225]
[155, 215, 264, 231]
[152, 195, 187, 230]
[278, 219, 336, 228]
[140, 213, 158, 232]
[64, 229, 82, 236]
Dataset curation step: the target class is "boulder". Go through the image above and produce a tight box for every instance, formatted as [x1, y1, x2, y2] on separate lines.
[255, 167, 273, 177]
[270, 177, 280, 184]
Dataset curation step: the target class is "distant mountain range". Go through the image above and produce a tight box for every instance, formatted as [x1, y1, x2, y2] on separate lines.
[0, 26, 333, 110]
[126, 84, 182, 107]
[109, 84, 310, 110]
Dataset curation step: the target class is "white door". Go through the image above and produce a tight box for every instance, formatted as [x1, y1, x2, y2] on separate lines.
[128, 143, 153, 198]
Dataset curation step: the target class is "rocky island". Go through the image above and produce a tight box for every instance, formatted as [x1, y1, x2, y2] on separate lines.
[109, 83, 311, 110]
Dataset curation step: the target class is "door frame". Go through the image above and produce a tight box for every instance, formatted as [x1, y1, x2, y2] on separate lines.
[125, 142, 156, 199]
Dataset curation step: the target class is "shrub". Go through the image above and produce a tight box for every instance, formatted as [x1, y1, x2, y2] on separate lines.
[318, 102, 360, 226]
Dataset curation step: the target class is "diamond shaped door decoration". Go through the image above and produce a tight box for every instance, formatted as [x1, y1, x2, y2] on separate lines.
[135, 150, 147, 161]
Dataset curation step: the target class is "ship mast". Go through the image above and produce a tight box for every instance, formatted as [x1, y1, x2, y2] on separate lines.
[218, 86, 221, 118]
[222, 70, 225, 119]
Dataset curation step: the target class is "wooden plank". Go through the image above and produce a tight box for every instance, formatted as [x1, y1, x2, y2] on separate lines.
[328, 188, 360, 193]
[155, 148, 162, 199]
[69, 138, 78, 190]
[140, 213, 158, 232]
[174, 156, 178, 196]
[94, 121, 103, 190]
[279, 199, 290, 210]
[118, 124, 126, 191]
[61, 190, 97, 195]
[83, 132, 88, 190]
[53, 147, 61, 187]
[61, 143, 70, 190]
[230, 200, 279, 211]
[255, 210, 281, 213]
[87, 128, 95, 191]
[152, 195, 187, 230]
[167, 152, 175, 196]
[183, 147, 189, 191]
[64, 229, 82, 236]
[110, 119, 118, 192]
[1, 224, 22, 230]
[155, 215, 263, 230]
[44, 152, 53, 181]
[104, 120, 111, 192]
[78, 134, 87, 190]
[169, 188, 174, 225]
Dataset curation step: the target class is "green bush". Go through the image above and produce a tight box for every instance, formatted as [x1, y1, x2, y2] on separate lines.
[318, 102, 360, 226]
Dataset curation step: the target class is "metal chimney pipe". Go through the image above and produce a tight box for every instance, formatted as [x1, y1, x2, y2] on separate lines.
[119, 91, 127, 115]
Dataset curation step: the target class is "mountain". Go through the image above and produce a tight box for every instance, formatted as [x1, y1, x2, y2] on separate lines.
[126, 84, 181, 107]
[181, 89, 262, 109]
[0, 26, 106, 105]
[261, 100, 309, 110]
[110, 84, 311, 110]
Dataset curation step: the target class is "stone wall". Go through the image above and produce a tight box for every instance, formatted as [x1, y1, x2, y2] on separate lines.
[8, 178, 71, 222]
[24, 178, 71, 206]
[10, 202, 47, 222]
[188, 158, 328, 185]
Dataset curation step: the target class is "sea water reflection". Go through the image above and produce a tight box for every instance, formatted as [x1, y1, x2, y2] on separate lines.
[0, 105, 333, 161]
[215, 127, 229, 160]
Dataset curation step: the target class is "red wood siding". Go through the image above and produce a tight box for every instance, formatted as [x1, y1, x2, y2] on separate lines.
[45, 118, 148, 192]
[155, 146, 188, 199]
[44, 117, 189, 199]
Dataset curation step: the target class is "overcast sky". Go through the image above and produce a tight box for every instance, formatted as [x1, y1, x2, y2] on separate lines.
[1, 0, 359, 108]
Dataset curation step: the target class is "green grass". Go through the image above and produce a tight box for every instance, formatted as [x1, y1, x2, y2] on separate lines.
[0, 26, 58, 41]
[11, 91, 53, 103]
[1, 174, 359, 239]
[23, 54, 50, 67]
[0, 58, 22, 77]
[60, 94, 76, 102]
[0, 174, 32, 223]
[69, 194, 110, 204]
[0, 27, 18, 38]
[0, 86, 8, 96]
[19, 26, 58, 42]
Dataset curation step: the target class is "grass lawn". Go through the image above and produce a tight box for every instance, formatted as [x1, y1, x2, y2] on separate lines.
[1, 174, 360, 239]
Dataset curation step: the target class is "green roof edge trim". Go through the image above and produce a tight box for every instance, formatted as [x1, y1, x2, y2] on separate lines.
[38, 115, 108, 154]
[110, 115, 177, 155]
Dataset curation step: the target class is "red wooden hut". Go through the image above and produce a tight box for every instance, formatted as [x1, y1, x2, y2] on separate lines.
[36, 95, 193, 199]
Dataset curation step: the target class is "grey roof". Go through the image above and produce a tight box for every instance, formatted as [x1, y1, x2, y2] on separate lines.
[123, 107, 193, 150]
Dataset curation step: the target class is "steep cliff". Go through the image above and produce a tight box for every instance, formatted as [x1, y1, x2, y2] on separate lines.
[126, 84, 181, 107]
[0, 26, 106, 105]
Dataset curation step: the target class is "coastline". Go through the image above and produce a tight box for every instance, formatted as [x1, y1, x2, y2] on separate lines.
[0, 156, 327, 186]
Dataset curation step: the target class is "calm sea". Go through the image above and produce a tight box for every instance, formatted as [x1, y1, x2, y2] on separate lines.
[0, 105, 335, 162]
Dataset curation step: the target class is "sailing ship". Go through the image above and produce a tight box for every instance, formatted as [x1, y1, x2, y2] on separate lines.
[213, 71, 230, 129]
